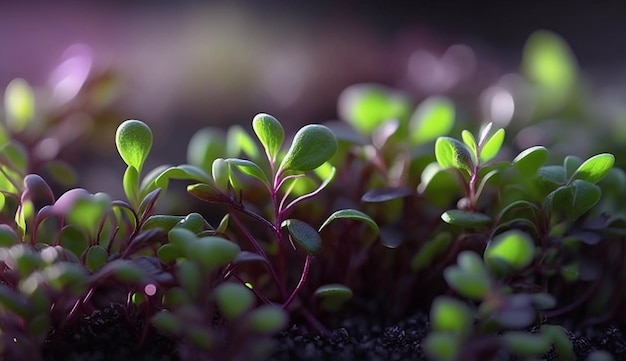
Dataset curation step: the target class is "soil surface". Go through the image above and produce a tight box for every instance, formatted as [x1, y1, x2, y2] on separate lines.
[39, 302, 626, 361]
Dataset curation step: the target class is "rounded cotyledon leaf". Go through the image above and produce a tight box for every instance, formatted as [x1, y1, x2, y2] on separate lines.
[116, 120, 153, 172]
[570, 153, 615, 185]
[282, 219, 322, 255]
[441, 210, 492, 227]
[278, 124, 338, 173]
[318, 209, 379, 237]
[252, 113, 284, 161]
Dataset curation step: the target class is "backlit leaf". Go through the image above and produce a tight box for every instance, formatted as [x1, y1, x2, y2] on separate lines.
[5, 78, 35, 133]
[570, 153, 614, 185]
[480, 128, 505, 163]
[571, 179, 601, 219]
[484, 231, 535, 275]
[252, 113, 284, 161]
[186, 127, 226, 172]
[279, 124, 337, 173]
[338, 84, 410, 134]
[435, 137, 474, 173]
[430, 296, 473, 334]
[115, 119, 153, 172]
[409, 96, 455, 144]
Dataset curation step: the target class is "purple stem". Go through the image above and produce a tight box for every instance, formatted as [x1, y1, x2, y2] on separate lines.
[282, 255, 311, 310]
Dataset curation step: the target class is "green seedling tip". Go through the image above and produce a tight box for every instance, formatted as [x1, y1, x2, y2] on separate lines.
[279, 124, 337, 173]
[252, 113, 285, 161]
[116, 119, 153, 172]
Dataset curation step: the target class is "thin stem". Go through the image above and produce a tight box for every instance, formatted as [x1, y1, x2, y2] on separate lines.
[282, 255, 312, 310]
[230, 212, 286, 299]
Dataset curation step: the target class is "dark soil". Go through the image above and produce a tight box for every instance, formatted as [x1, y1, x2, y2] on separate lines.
[39, 302, 626, 361]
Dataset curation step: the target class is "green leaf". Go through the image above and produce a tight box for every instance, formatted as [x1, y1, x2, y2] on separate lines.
[422, 333, 460, 361]
[1, 141, 29, 175]
[278, 124, 338, 173]
[0, 224, 19, 247]
[409, 96, 455, 144]
[540, 325, 576, 361]
[441, 210, 491, 227]
[157, 243, 181, 264]
[434, 137, 474, 174]
[563, 155, 583, 179]
[314, 284, 353, 312]
[173, 212, 207, 234]
[227, 125, 259, 158]
[85, 245, 108, 272]
[512, 146, 549, 176]
[115, 119, 153, 172]
[247, 305, 288, 334]
[5, 78, 35, 133]
[318, 209, 379, 237]
[176, 260, 201, 299]
[484, 231, 535, 276]
[214, 282, 255, 321]
[461, 130, 477, 157]
[282, 219, 322, 255]
[538, 165, 566, 185]
[479, 128, 505, 163]
[186, 127, 226, 172]
[123, 166, 140, 206]
[188, 236, 240, 270]
[59, 225, 89, 258]
[444, 267, 491, 300]
[570, 153, 614, 185]
[187, 183, 227, 204]
[430, 296, 473, 334]
[503, 331, 551, 356]
[570, 179, 601, 219]
[252, 113, 285, 161]
[0, 285, 28, 317]
[155, 165, 212, 190]
[338, 84, 410, 134]
[523, 30, 577, 100]
[225, 158, 269, 186]
[211, 158, 230, 191]
[151, 310, 182, 334]
[141, 215, 185, 232]
[67, 192, 111, 233]
[411, 232, 452, 272]
[105, 259, 145, 283]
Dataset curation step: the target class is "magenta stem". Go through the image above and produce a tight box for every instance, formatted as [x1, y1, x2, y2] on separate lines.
[282, 255, 311, 309]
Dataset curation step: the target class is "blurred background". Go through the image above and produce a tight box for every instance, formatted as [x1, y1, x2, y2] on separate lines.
[2, 1, 626, 196]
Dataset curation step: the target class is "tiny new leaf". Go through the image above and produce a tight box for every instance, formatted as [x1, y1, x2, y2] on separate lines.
[435, 137, 474, 173]
[479, 128, 505, 163]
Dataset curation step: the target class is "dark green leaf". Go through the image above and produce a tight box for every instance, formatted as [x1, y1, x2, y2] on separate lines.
[151, 310, 182, 334]
[188, 236, 240, 269]
[538, 165, 566, 185]
[361, 187, 412, 202]
[173, 213, 207, 234]
[540, 325, 576, 361]
[422, 333, 460, 361]
[282, 219, 322, 255]
[571, 180, 601, 219]
[503, 331, 551, 356]
[141, 215, 185, 232]
[563, 155, 583, 179]
[441, 210, 491, 227]
[247, 305, 288, 334]
[512, 146, 549, 176]
[0, 285, 28, 317]
[314, 284, 353, 312]
[85, 245, 108, 272]
[411, 232, 452, 272]
[214, 282, 255, 321]
[444, 267, 491, 300]
[157, 243, 181, 264]
[0, 224, 19, 247]
[318, 209, 379, 237]
[59, 225, 89, 258]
